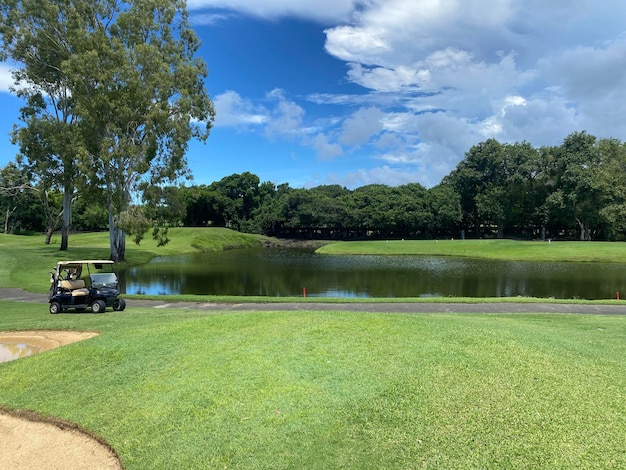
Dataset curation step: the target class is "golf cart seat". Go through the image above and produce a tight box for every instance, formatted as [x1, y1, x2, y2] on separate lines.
[60, 279, 89, 296]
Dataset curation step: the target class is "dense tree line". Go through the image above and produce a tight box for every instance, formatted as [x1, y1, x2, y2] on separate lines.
[445, 131, 626, 241]
[164, 177, 463, 239]
[3, 131, 626, 242]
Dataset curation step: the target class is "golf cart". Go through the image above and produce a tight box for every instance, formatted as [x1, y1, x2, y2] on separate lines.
[49, 260, 126, 314]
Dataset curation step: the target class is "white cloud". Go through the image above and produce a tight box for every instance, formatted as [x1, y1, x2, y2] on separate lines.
[339, 107, 385, 147]
[346, 64, 429, 93]
[264, 88, 305, 138]
[0, 62, 15, 93]
[373, 132, 405, 150]
[305, 92, 405, 108]
[312, 133, 343, 160]
[191, 0, 626, 187]
[542, 38, 626, 101]
[490, 95, 580, 146]
[213, 88, 344, 160]
[314, 0, 626, 185]
[325, 0, 518, 67]
[189, 13, 234, 25]
[186, 0, 356, 23]
[213, 90, 268, 127]
[323, 25, 392, 64]
[213, 88, 308, 136]
[322, 165, 425, 189]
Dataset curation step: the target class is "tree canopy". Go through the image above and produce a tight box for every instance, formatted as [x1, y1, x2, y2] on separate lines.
[0, 0, 215, 260]
[5, 131, 626, 242]
[140, 132, 626, 242]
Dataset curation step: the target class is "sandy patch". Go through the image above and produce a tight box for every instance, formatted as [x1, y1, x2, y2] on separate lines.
[0, 330, 99, 355]
[0, 411, 122, 470]
[0, 330, 122, 469]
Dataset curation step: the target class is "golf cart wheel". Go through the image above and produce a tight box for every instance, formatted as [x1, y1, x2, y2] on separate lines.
[91, 300, 107, 313]
[49, 301, 62, 314]
[113, 298, 126, 311]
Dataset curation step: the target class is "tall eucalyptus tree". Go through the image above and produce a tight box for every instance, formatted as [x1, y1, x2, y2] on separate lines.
[0, 0, 86, 250]
[1, 0, 215, 260]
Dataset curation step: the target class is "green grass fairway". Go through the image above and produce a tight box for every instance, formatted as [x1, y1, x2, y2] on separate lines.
[1, 303, 625, 469]
[317, 239, 626, 262]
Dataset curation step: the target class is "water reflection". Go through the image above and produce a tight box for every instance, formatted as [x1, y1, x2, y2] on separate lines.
[0, 342, 40, 363]
[121, 248, 626, 299]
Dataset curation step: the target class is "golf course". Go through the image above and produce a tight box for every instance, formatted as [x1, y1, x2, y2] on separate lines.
[1, 230, 626, 469]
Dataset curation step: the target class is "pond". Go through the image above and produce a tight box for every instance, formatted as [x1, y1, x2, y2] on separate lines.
[120, 248, 626, 299]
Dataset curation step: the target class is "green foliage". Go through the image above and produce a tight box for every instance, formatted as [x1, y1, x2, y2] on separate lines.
[151, 226, 169, 247]
[117, 207, 152, 245]
[72, 196, 108, 231]
[428, 182, 463, 235]
[0, 0, 215, 260]
[132, 131, 626, 241]
[445, 132, 626, 240]
[0, 161, 43, 233]
[7, 129, 626, 242]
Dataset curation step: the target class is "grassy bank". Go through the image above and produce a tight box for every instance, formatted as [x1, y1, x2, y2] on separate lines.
[4, 231, 626, 300]
[0, 228, 263, 293]
[317, 238, 626, 262]
[1, 302, 625, 469]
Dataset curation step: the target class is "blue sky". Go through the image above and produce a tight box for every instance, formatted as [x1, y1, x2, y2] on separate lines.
[2, 0, 626, 188]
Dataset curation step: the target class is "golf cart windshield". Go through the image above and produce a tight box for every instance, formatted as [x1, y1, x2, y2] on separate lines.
[91, 273, 118, 288]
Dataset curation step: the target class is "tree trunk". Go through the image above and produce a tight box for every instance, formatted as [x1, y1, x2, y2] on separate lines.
[109, 210, 126, 262]
[4, 205, 18, 233]
[497, 221, 504, 239]
[106, 175, 128, 262]
[109, 227, 126, 263]
[577, 218, 590, 241]
[116, 228, 126, 261]
[60, 189, 72, 251]
[110, 226, 126, 262]
[42, 190, 62, 245]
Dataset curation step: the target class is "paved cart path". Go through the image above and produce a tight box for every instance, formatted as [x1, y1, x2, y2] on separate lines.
[2, 287, 625, 315]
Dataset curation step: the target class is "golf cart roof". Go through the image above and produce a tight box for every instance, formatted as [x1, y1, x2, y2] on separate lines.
[56, 260, 115, 268]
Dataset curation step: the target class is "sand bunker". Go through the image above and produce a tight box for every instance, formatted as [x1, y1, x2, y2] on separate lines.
[0, 330, 100, 359]
[0, 330, 122, 469]
[0, 410, 121, 470]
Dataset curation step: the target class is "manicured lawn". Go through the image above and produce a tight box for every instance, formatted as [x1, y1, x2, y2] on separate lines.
[3, 232, 626, 467]
[1, 302, 625, 469]
[317, 239, 626, 263]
